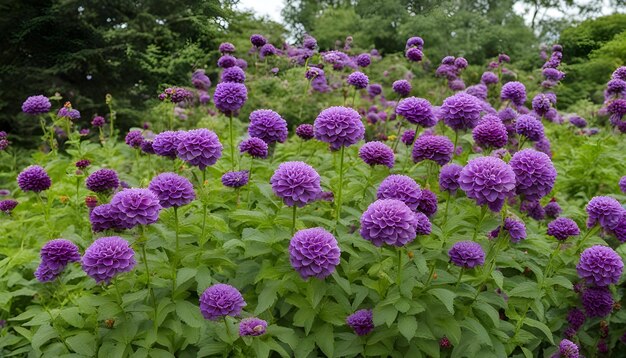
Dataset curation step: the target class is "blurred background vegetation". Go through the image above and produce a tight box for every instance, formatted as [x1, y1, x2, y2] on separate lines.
[0, 0, 624, 144]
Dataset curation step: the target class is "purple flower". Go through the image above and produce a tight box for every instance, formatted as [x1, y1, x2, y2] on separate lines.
[0, 199, 18, 213]
[577, 245, 623, 286]
[620, 176, 626, 194]
[472, 115, 508, 149]
[401, 130, 416, 145]
[347, 71, 369, 89]
[568, 116, 587, 128]
[412, 135, 454, 166]
[248, 109, 288, 144]
[17, 165, 51, 192]
[303, 34, 317, 50]
[359, 141, 395, 168]
[35, 262, 63, 282]
[57, 107, 80, 120]
[521, 200, 546, 221]
[504, 217, 527, 242]
[415, 212, 432, 235]
[582, 286, 613, 318]
[199, 283, 246, 320]
[416, 189, 438, 217]
[239, 317, 267, 336]
[239, 137, 268, 159]
[586, 196, 624, 230]
[510, 149, 556, 201]
[270, 161, 321, 207]
[39, 239, 81, 277]
[169, 88, 194, 103]
[557, 339, 579, 358]
[543, 68, 565, 82]
[89, 204, 122, 232]
[498, 108, 518, 123]
[296, 124, 315, 140]
[448, 241, 485, 268]
[545, 200, 562, 218]
[259, 44, 278, 59]
[192, 69, 211, 90]
[217, 55, 237, 68]
[177, 129, 223, 170]
[534, 137, 552, 157]
[406, 36, 424, 49]
[449, 79, 466, 91]
[501, 81, 527, 106]
[481, 72, 498, 85]
[148, 173, 195, 208]
[459, 156, 516, 212]
[86, 169, 119, 193]
[221, 66, 246, 83]
[75, 159, 91, 170]
[219, 42, 235, 54]
[440, 93, 483, 131]
[566, 308, 585, 331]
[289, 227, 340, 279]
[439, 163, 463, 194]
[125, 130, 144, 148]
[314, 106, 364, 150]
[360, 199, 420, 247]
[221, 171, 250, 188]
[547, 217, 580, 241]
[109, 188, 162, 228]
[515, 115, 545, 142]
[305, 67, 324, 80]
[346, 309, 374, 336]
[22, 95, 51, 115]
[153, 131, 182, 158]
[465, 84, 488, 100]
[612, 66, 626, 81]
[356, 53, 371, 67]
[376, 175, 421, 211]
[82, 236, 136, 283]
[367, 84, 382, 97]
[532, 94, 552, 116]
[405, 47, 423, 62]
[392, 80, 412, 97]
[250, 34, 267, 47]
[396, 97, 436, 127]
[213, 82, 247, 114]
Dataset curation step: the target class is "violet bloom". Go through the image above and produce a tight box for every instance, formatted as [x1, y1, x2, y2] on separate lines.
[586, 196, 623, 230]
[148, 173, 195, 208]
[314, 106, 364, 150]
[346, 309, 374, 336]
[125, 130, 144, 148]
[406, 36, 424, 49]
[521, 200, 546, 221]
[213, 82, 247, 114]
[412, 135, 454, 166]
[440, 93, 483, 131]
[439, 163, 463, 194]
[481, 72, 498, 85]
[472, 115, 508, 149]
[360, 199, 419, 247]
[217, 55, 236, 68]
[86, 169, 119, 193]
[239, 317, 267, 337]
[250, 34, 267, 47]
[270, 161, 322, 207]
[248, 109, 288, 144]
[356, 53, 371, 68]
[177, 129, 223, 170]
[82, 236, 136, 283]
[22, 95, 51, 115]
[89, 204, 122, 232]
[75, 159, 90, 169]
[416, 189, 438, 217]
[568, 116, 587, 128]
[448, 241, 485, 268]
[221, 170, 250, 188]
[289, 227, 340, 279]
[199, 283, 246, 321]
[515, 115, 545, 142]
[359, 141, 395, 168]
[36, 239, 81, 282]
[577, 245, 623, 286]
[153, 131, 182, 158]
[544, 200, 562, 218]
[296, 124, 315, 140]
[219, 42, 235, 54]
[532, 94, 552, 116]
[400, 130, 416, 146]
[547, 218, 580, 241]
[405, 47, 423, 62]
[57, 107, 80, 120]
[109, 188, 162, 228]
[347, 71, 369, 89]
[192, 69, 211, 91]
[620, 176, 626, 194]
[0, 199, 18, 213]
[392, 80, 412, 97]
[368, 84, 382, 97]
[459, 156, 516, 212]
[566, 308, 585, 331]
[17, 165, 51, 192]
[557, 339, 579, 358]
[501, 81, 527, 107]
[376, 175, 421, 211]
[504, 217, 527, 242]
[465, 84, 488, 100]
[396, 97, 436, 127]
[510, 149, 556, 201]
[239, 137, 268, 159]
[582, 286, 613, 318]
[221, 66, 246, 83]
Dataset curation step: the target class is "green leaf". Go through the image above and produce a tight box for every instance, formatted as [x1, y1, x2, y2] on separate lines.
[373, 304, 398, 327]
[521, 347, 533, 358]
[314, 324, 334, 358]
[397, 315, 418, 341]
[66, 332, 96, 356]
[545, 275, 573, 290]
[509, 282, 540, 299]
[197, 342, 228, 357]
[523, 318, 554, 344]
[255, 282, 279, 315]
[473, 301, 500, 328]
[32, 323, 58, 351]
[175, 300, 204, 328]
[429, 288, 456, 314]
[461, 317, 492, 347]
[332, 271, 352, 295]
[60, 307, 84, 328]
[176, 268, 197, 289]
[491, 270, 504, 289]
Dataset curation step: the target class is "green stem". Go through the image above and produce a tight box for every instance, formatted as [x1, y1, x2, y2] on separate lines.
[424, 262, 436, 288]
[542, 242, 562, 285]
[75, 177, 80, 209]
[455, 269, 464, 288]
[299, 80, 311, 119]
[453, 130, 459, 155]
[472, 205, 489, 241]
[335, 146, 345, 230]
[172, 206, 179, 297]
[36, 192, 50, 235]
[201, 169, 207, 243]
[397, 248, 403, 287]
[442, 191, 451, 227]
[574, 225, 600, 254]
[229, 113, 235, 170]
[291, 205, 297, 236]
[223, 317, 234, 343]
[247, 158, 254, 209]
[138, 229, 157, 319]
[392, 123, 404, 152]
[351, 88, 358, 107]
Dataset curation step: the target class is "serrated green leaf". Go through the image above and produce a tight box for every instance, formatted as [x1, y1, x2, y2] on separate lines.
[66, 332, 96, 356]
[373, 304, 398, 327]
[32, 323, 58, 351]
[314, 324, 334, 357]
[523, 318, 554, 344]
[255, 282, 278, 315]
[491, 270, 504, 289]
[60, 307, 84, 328]
[397, 315, 418, 341]
[175, 300, 203, 328]
[473, 301, 500, 328]
[429, 288, 456, 314]
[461, 317, 492, 347]
[509, 282, 540, 299]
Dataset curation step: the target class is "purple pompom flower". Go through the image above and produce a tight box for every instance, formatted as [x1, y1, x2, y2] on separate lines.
[82, 236, 136, 283]
[368, 84, 382, 97]
[481, 72, 498, 85]
[440, 93, 483, 131]
[259, 44, 278, 59]
[250, 34, 267, 47]
[406, 36, 424, 49]
[153, 131, 182, 158]
[521, 200, 546, 221]
[270, 161, 322, 207]
[465, 84, 488, 100]
[22, 95, 51, 115]
[503, 217, 527, 242]
[415, 212, 432, 235]
[192, 69, 211, 91]
[199, 283, 246, 320]
[439, 163, 463, 194]
[289, 227, 340, 279]
[510, 149, 556, 201]
[89, 204, 122, 232]
[532, 94, 552, 116]
[356, 53, 371, 67]
[86, 169, 119, 193]
[547, 218, 580, 241]
[577, 245, 623, 286]
[620, 176, 626, 193]
[401, 130, 416, 145]
[568, 116, 587, 128]
[557, 339, 579, 358]
[515, 115, 545, 142]
[566, 308, 585, 331]
[359, 141, 395, 168]
[125, 130, 144, 148]
[376, 175, 421, 211]
[405, 47, 423, 62]
[239, 317, 267, 336]
[412, 135, 454, 166]
[221, 66, 246, 83]
[75, 159, 91, 169]
[17, 165, 51, 192]
[586, 196, 623, 230]
[448, 241, 485, 268]
[213, 82, 247, 114]
[219, 42, 235, 54]
[221, 170, 250, 188]
[472, 115, 508, 149]
[39, 239, 81, 275]
[544, 200, 562, 218]
[347, 71, 369, 89]
[501, 81, 527, 106]
[396, 97, 436, 127]
[217, 55, 236, 68]
[392, 80, 412, 97]
[248, 109, 288, 144]
[346, 309, 374, 336]
[459, 156, 516, 212]
[582, 286, 613, 318]
[148, 173, 195, 208]
[177, 129, 223, 170]
[416, 189, 438, 217]
[109, 188, 162, 228]
[303, 34, 317, 50]
[360, 199, 419, 247]
[239, 137, 269, 159]
[0, 199, 18, 213]
[314, 106, 364, 150]
[296, 124, 315, 140]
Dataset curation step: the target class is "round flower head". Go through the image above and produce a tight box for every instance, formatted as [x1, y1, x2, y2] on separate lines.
[472, 116, 508, 149]
[481, 72, 498, 85]
[124, 130, 143, 148]
[566, 308, 585, 330]
[221, 66, 246, 83]
[296, 124, 315, 140]
[148, 173, 195, 208]
[405, 47, 423, 62]
[259, 44, 278, 59]
[503, 217, 527, 242]
[86, 169, 119, 193]
[396, 97, 436, 127]
[289, 227, 341, 279]
[532, 94, 552, 116]
[239, 317, 267, 337]
[177, 129, 223, 170]
[440, 92, 483, 131]
[439, 163, 463, 194]
[192, 69, 211, 90]
[515, 115, 545, 142]
[89, 204, 123, 232]
[368, 84, 382, 97]
[414, 212, 432, 236]
[250, 34, 267, 47]
[213, 82, 247, 114]
[57, 107, 80, 120]
[558, 339, 579, 358]
[356, 53, 371, 67]
[360, 199, 420, 247]
[542, 68, 565, 82]
[35, 262, 62, 282]
[0, 199, 18, 213]
[412, 135, 454, 166]
[465, 84, 488, 100]
[401, 130, 416, 145]
[544, 200, 562, 218]
[40, 239, 81, 273]
[510, 149, 556, 201]
[248, 109, 288, 144]
[501, 81, 526, 106]
[199, 283, 246, 321]
[620, 176, 626, 193]
[586, 196, 623, 230]
[359, 141, 395, 168]
[314, 106, 364, 150]
[270, 161, 321, 207]
[22, 95, 51, 115]
[140, 140, 154, 154]
[17, 165, 51, 192]
[612, 66, 626, 81]
[75, 159, 90, 170]
[406, 36, 424, 49]
[568, 116, 587, 128]
[305, 67, 324, 80]
[346, 309, 374, 336]
[217, 55, 236, 68]
[376, 175, 421, 211]
[577, 245, 623, 286]
[239, 137, 268, 159]
[347, 71, 369, 89]
[448, 241, 485, 268]
[459, 156, 516, 212]
[218, 42, 235, 54]
[521, 200, 546, 221]
[392, 80, 412, 97]
[221, 170, 249, 188]
[153, 131, 182, 158]
[582, 286, 613, 318]
[547, 217, 580, 241]
[303, 34, 317, 50]
[449, 79, 466, 91]
[109, 188, 162, 228]
[82, 236, 136, 283]
[416, 189, 438, 217]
